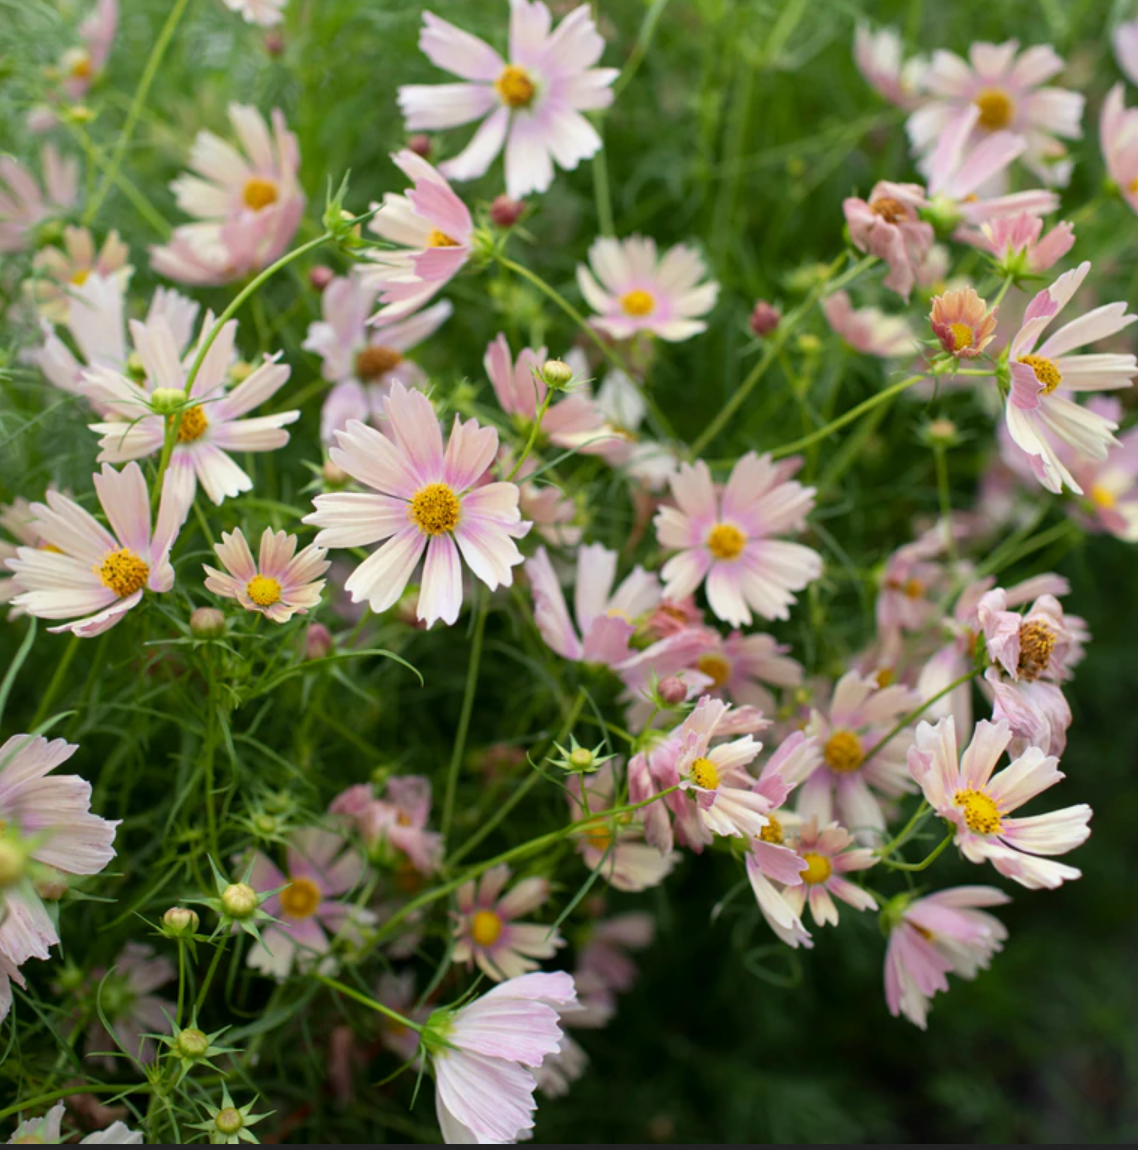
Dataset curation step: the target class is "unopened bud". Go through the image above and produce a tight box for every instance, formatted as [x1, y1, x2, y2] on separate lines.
[215, 1109, 244, 1137]
[252, 812, 279, 836]
[221, 882, 258, 919]
[568, 747, 595, 771]
[163, 907, 200, 937]
[305, 623, 334, 661]
[126, 352, 147, 382]
[150, 387, 185, 415]
[490, 195, 526, 229]
[34, 870, 68, 901]
[63, 104, 96, 125]
[749, 300, 781, 338]
[323, 460, 350, 487]
[264, 30, 286, 56]
[925, 417, 959, 446]
[175, 1027, 210, 1060]
[541, 359, 574, 389]
[407, 134, 432, 159]
[228, 361, 254, 385]
[658, 677, 688, 706]
[190, 607, 226, 640]
[309, 265, 335, 293]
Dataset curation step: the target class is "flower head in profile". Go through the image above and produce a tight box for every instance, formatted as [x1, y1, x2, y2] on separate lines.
[151, 104, 305, 286]
[909, 716, 1092, 890]
[883, 886, 1009, 1029]
[843, 182, 934, 301]
[571, 911, 655, 1027]
[929, 287, 998, 359]
[59, 0, 119, 101]
[10, 464, 185, 637]
[398, 1, 619, 199]
[577, 236, 719, 343]
[305, 382, 530, 628]
[854, 25, 925, 110]
[979, 212, 1074, 277]
[1004, 261, 1138, 495]
[452, 864, 563, 982]
[28, 226, 131, 324]
[822, 291, 918, 359]
[5, 1103, 142, 1144]
[222, 0, 286, 27]
[0, 144, 79, 254]
[655, 452, 821, 628]
[204, 528, 329, 624]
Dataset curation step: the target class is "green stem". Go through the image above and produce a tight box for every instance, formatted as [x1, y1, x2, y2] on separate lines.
[592, 142, 615, 236]
[176, 940, 186, 1028]
[441, 592, 489, 843]
[195, 936, 229, 1015]
[315, 975, 424, 1032]
[0, 1084, 153, 1123]
[933, 443, 958, 564]
[881, 830, 954, 872]
[861, 669, 980, 767]
[876, 801, 931, 861]
[506, 390, 554, 483]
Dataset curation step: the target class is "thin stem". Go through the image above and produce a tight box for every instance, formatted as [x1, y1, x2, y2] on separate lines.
[592, 142, 615, 236]
[861, 669, 980, 767]
[0, 1084, 153, 1123]
[933, 443, 958, 564]
[176, 940, 186, 1029]
[876, 801, 931, 861]
[30, 634, 80, 730]
[881, 830, 954, 872]
[442, 591, 490, 843]
[315, 975, 424, 1032]
[194, 936, 229, 1015]
[506, 390, 554, 483]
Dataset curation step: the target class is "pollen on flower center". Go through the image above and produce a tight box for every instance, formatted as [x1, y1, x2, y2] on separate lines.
[690, 756, 720, 790]
[824, 729, 864, 773]
[696, 653, 732, 688]
[97, 548, 150, 599]
[427, 229, 460, 248]
[800, 851, 832, 885]
[759, 815, 784, 845]
[243, 176, 279, 211]
[1018, 353, 1062, 394]
[869, 197, 908, 224]
[408, 483, 461, 536]
[495, 64, 537, 109]
[620, 289, 656, 317]
[904, 577, 926, 600]
[1090, 483, 1117, 510]
[954, 788, 1002, 835]
[355, 345, 404, 381]
[280, 876, 322, 920]
[470, 909, 504, 947]
[247, 575, 283, 608]
[69, 54, 94, 81]
[582, 820, 612, 853]
[173, 405, 210, 444]
[1017, 620, 1057, 680]
[71, 268, 91, 287]
[706, 523, 746, 561]
[975, 87, 1015, 130]
[948, 322, 974, 352]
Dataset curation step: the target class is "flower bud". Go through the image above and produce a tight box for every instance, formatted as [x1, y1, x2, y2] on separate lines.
[923, 417, 959, 447]
[309, 265, 335, 293]
[490, 195, 526, 228]
[252, 812, 280, 837]
[126, 351, 147, 382]
[541, 359, 574, 390]
[323, 460, 350, 488]
[190, 607, 226, 640]
[305, 623, 334, 661]
[749, 300, 781, 338]
[221, 882, 258, 919]
[407, 134, 432, 159]
[658, 677, 688, 707]
[150, 387, 185, 415]
[175, 1027, 210, 1060]
[264, 30, 286, 56]
[34, 870, 69, 901]
[163, 907, 200, 937]
[568, 746, 595, 771]
[215, 1108, 245, 1137]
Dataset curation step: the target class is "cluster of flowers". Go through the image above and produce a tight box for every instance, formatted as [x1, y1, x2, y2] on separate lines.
[0, 0, 1132, 1144]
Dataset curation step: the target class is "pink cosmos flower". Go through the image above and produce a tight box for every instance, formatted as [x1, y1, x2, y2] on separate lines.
[929, 286, 998, 359]
[535, 1035, 589, 1099]
[10, 464, 185, 638]
[682, 630, 803, 716]
[510, 450, 582, 546]
[854, 26, 924, 110]
[204, 528, 329, 623]
[884, 886, 1009, 1029]
[452, 864, 563, 982]
[5, 1104, 142, 1145]
[909, 716, 1092, 890]
[303, 273, 452, 444]
[82, 943, 175, 1068]
[306, 382, 529, 627]
[28, 226, 131, 324]
[362, 151, 474, 324]
[60, 0, 118, 101]
[223, 0, 286, 26]
[244, 829, 369, 978]
[979, 211, 1074, 275]
[577, 236, 719, 342]
[908, 41, 1083, 186]
[0, 498, 41, 607]
[1100, 85, 1138, 218]
[875, 527, 949, 637]
[374, 971, 431, 1063]
[398, 1, 619, 199]
[150, 104, 305, 286]
[84, 313, 298, 515]
[330, 776, 444, 876]
[1003, 261, 1138, 495]
[843, 182, 934, 301]
[426, 970, 578, 1143]
[570, 911, 655, 1028]
[0, 734, 118, 1024]
[0, 145, 79, 253]
[655, 452, 821, 628]
[822, 291, 918, 358]
[779, 818, 879, 927]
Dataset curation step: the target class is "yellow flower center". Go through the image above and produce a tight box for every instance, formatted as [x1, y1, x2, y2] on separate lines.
[581, 819, 613, 853]
[948, 322, 974, 352]
[279, 876, 322, 920]
[1129, 175, 1138, 196]
[243, 176, 279, 211]
[97, 548, 150, 598]
[953, 788, 1002, 835]
[904, 577, 926, 600]
[1090, 483, 1117, 510]
[71, 267, 91, 287]
[869, 196, 908, 224]
[706, 523, 746, 561]
[620, 289, 656, 317]
[824, 729, 864, 773]
[800, 851, 832, 885]
[495, 64, 537, 109]
[974, 87, 1015, 130]
[690, 756, 720, 790]
[759, 814, 784, 845]
[355, 345, 404, 381]
[1017, 620, 1056, 681]
[69, 54, 94, 81]
[696, 653, 732, 688]
[427, 229, 460, 248]
[1018, 354, 1063, 394]
[470, 909, 504, 948]
[408, 483, 461, 536]
[173, 405, 210, 444]
[247, 575, 283, 608]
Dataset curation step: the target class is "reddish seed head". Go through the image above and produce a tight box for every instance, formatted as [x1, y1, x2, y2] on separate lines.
[407, 134, 432, 159]
[750, 300, 781, 337]
[490, 195, 526, 228]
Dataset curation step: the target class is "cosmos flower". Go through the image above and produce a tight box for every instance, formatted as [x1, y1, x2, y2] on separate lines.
[0, 145, 79, 254]
[843, 182, 934, 301]
[81, 943, 175, 1068]
[683, 629, 803, 715]
[59, 0, 119, 101]
[398, 1, 619, 199]
[0, 498, 43, 607]
[978, 211, 1074, 275]
[929, 286, 998, 359]
[4, 1104, 142, 1145]
[854, 25, 925, 110]
[27, 226, 131, 324]
[822, 291, 918, 358]
[570, 911, 655, 1027]
[330, 775, 444, 876]
[222, 0, 287, 27]
[778, 818, 879, 928]
[204, 528, 329, 624]
[1115, 20, 1138, 87]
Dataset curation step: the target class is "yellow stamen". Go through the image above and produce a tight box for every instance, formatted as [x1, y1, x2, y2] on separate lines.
[427, 229, 460, 248]
[974, 88, 1015, 131]
[173, 405, 209, 444]
[494, 64, 537, 109]
[801, 850, 832, 885]
[279, 877, 322, 920]
[948, 322, 974, 352]
[247, 575, 283, 608]
[408, 483, 461, 536]
[96, 549, 150, 599]
[620, 289, 655, 317]
[242, 176, 279, 212]
[355, 345, 404, 381]
[1018, 354, 1062, 394]
[690, 756, 720, 790]
[824, 730, 864, 774]
[696, 653, 732, 688]
[71, 268, 91, 287]
[1017, 620, 1056, 681]
[581, 820, 612, 853]
[869, 197, 908, 224]
[470, 909, 504, 948]
[1090, 483, 1117, 510]
[953, 788, 1002, 835]
[759, 815, 784, 845]
[70, 55, 94, 81]
[904, 577, 926, 600]
[706, 523, 746, 561]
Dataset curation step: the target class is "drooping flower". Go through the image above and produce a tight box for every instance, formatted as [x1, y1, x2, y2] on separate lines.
[0, 145, 79, 254]
[979, 211, 1074, 276]
[929, 286, 998, 359]
[305, 382, 530, 628]
[83, 312, 298, 516]
[81, 942, 175, 1068]
[27, 226, 131, 324]
[150, 104, 305, 286]
[854, 25, 925, 110]
[822, 291, 918, 358]
[452, 864, 563, 982]
[303, 272, 452, 443]
[577, 236, 719, 343]
[330, 775, 444, 876]
[423, 970, 578, 1143]
[883, 886, 1010, 1029]
[655, 452, 821, 628]
[778, 817, 879, 927]
[4, 1104, 143, 1145]
[1003, 261, 1138, 495]
[843, 182, 934, 301]
[909, 716, 1092, 890]
[204, 528, 329, 624]
[222, 0, 287, 26]
[10, 464, 185, 638]
[60, 0, 119, 101]
[398, 1, 619, 199]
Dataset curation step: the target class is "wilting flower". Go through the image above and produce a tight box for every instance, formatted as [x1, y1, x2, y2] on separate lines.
[398, 1, 619, 199]
[82, 942, 175, 1068]
[59, 0, 119, 101]
[4, 1104, 142, 1145]
[843, 182, 934, 301]
[909, 716, 1092, 889]
[1100, 84, 1138, 219]
[204, 528, 330, 623]
[577, 236, 719, 342]
[854, 25, 924, 110]
[0, 145, 79, 253]
[330, 775, 444, 875]
[151, 104, 305, 286]
[883, 886, 1009, 1029]
[979, 212, 1074, 276]
[452, 864, 563, 981]
[28, 227, 131, 323]
[908, 40, 1083, 186]
[422, 970, 578, 1143]
[929, 286, 998, 358]
[306, 382, 530, 628]
[822, 291, 918, 358]
[362, 151, 474, 323]
[244, 829, 369, 978]
[655, 452, 821, 628]
[223, 0, 287, 26]
[84, 312, 298, 515]
[779, 818, 879, 927]
[1003, 261, 1138, 495]
[10, 464, 184, 637]
[303, 272, 452, 443]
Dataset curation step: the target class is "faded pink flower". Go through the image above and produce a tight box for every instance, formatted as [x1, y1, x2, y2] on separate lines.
[929, 286, 998, 358]
[82, 943, 175, 1068]
[843, 182, 934, 301]
[979, 211, 1074, 275]
[779, 817, 879, 927]
[330, 775, 444, 876]
[683, 630, 803, 715]
[0, 498, 42, 607]
[854, 25, 924, 110]
[570, 911, 655, 1028]
[223, 0, 286, 27]
[1102, 83, 1138, 218]
[60, 0, 118, 101]
[28, 227, 131, 324]
[204, 528, 329, 623]
[1115, 21, 1138, 87]
[822, 291, 917, 358]
[0, 145, 79, 253]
